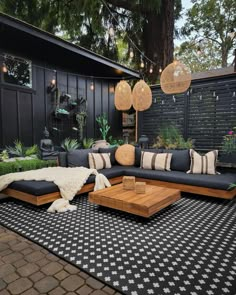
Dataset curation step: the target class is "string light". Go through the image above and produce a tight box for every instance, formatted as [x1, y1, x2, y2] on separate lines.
[108, 26, 115, 38]
[228, 29, 235, 40]
[101, 0, 156, 73]
[197, 46, 202, 55]
[149, 64, 153, 74]
[129, 48, 134, 59]
[159, 67, 162, 73]
[140, 58, 145, 69]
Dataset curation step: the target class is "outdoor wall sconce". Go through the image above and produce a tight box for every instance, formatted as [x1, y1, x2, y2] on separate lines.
[90, 82, 94, 91]
[1, 62, 7, 73]
[47, 78, 57, 93]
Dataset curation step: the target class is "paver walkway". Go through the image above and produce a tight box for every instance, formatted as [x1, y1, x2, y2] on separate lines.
[0, 225, 120, 295]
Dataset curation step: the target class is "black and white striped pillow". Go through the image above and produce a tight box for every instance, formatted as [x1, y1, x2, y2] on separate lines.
[88, 153, 111, 170]
[140, 151, 172, 171]
[187, 149, 218, 174]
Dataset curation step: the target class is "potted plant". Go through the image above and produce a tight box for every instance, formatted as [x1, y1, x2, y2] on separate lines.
[93, 113, 110, 149]
[219, 128, 236, 163]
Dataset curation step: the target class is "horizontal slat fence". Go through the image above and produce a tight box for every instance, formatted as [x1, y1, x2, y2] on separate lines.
[140, 75, 236, 151]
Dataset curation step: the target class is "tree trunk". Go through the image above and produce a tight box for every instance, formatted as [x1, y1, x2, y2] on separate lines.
[221, 45, 228, 68]
[143, 0, 175, 83]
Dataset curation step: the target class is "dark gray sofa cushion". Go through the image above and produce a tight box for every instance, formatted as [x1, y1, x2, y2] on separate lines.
[67, 149, 98, 168]
[9, 181, 59, 196]
[123, 167, 236, 191]
[99, 147, 118, 165]
[164, 149, 190, 172]
[58, 152, 67, 167]
[85, 165, 125, 184]
[8, 166, 125, 196]
[135, 147, 163, 167]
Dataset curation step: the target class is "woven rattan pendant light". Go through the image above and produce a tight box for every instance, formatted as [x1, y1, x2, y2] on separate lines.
[114, 80, 132, 110]
[132, 80, 152, 111]
[160, 60, 191, 94]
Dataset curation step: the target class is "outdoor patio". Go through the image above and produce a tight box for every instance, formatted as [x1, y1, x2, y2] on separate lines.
[0, 1, 236, 295]
[0, 224, 118, 295]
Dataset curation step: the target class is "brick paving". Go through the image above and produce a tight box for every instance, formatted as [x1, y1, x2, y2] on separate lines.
[0, 225, 121, 295]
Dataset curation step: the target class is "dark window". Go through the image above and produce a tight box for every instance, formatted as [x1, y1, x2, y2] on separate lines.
[3, 54, 32, 88]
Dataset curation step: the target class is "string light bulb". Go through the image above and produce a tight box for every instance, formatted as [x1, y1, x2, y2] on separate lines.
[108, 26, 115, 38]
[140, 58, 145, 69]
[197, 46, 202, 55]
[90, 82, 94, 91]
[2, 63, 7, 73]
[149, 64, 153, 74]
[228, 29, 235, 40]
[159, 67, 162, 73]
[129, 48, 134, 59]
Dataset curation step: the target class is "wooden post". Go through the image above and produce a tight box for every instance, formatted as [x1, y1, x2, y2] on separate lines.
[135, 110, 138, 143]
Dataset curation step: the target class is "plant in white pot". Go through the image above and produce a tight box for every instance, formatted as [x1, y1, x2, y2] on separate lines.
[93, 113, 110, 149]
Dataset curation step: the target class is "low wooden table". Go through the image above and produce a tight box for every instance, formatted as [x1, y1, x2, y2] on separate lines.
[89, 183, 181, 218]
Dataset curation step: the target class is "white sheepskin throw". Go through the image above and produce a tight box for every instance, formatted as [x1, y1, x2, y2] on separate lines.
[47, 199, 77, 213]
[0, 167, 111, 213]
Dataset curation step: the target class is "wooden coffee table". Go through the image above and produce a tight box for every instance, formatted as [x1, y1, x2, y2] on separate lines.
[89, 183, 181, 218]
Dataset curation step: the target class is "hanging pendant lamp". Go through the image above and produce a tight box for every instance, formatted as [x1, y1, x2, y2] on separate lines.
[132, 80, 152, 111]
[114, 80, 132, 110]
[160, 60, 191, 94]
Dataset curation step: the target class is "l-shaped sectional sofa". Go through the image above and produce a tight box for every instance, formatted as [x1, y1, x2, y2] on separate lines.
[2, 147, 236, 205]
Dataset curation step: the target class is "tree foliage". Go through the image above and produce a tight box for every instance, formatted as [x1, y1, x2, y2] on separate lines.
[0, 0, 60, 33]
[175, 39, 222, 72]
[0, 0, 182, 83]
[181, 0, 236, 67]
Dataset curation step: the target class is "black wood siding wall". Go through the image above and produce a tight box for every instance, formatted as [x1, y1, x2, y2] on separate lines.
[139, 75, 236, 151]
[0, 63, 122, 148]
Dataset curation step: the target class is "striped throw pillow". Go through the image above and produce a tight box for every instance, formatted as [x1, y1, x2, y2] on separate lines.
[187, 149, 218, 175]
[140, 151, 172, 171]
[88, 153, 111, 170]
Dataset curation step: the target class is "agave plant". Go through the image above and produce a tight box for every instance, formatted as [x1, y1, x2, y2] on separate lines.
[82, 138, 94, 149]
[6, 140, 24, 157]
[25, 144, 39, 157]
[61, 138, 80, 151]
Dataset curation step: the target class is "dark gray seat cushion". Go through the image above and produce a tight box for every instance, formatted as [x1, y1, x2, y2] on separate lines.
[67, 149, 98, 168]
[123, 167, 236, 191]
[9, 181, 59, 196]
[8, 166, 125, 196]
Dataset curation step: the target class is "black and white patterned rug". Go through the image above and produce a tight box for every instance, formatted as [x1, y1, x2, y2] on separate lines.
[0, 194, 236, 295]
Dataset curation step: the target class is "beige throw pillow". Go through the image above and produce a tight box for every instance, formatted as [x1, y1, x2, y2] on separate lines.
[140, 151, 172, 171]
[187, 149, 218, 175]
[88, 153, 111, 170]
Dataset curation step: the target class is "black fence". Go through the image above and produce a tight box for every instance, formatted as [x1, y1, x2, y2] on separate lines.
[139, 74, 236, 151]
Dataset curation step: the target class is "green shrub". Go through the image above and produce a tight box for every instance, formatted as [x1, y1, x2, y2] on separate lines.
[153, 126, 193, 149]
[0, 159, 57, 176]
